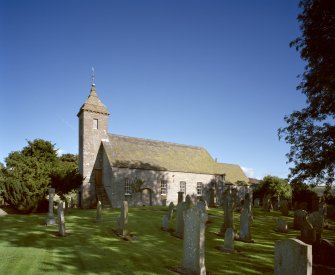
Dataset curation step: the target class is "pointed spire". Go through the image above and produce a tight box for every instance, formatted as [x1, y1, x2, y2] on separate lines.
[91, 66, 95, 86]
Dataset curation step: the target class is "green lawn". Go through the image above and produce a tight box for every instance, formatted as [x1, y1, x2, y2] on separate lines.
[0, 206, 334, 274]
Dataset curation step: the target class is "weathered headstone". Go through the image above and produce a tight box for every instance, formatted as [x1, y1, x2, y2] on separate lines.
[96, 200, 102, 223]
[275, 238, 312, 275]
[276, 219, 288, 233]
[162, 202, 174, 231]
[313, 239, 335, 267]
[220, 188, 234, 235]
[239, 204, 253, 242]
[208, 187, 215, 207]
[223, 227, 235, 252]
[293, 209, 308, 230]
[174, 195, 192, 238]
[280, 199, 289, 216]
[116, 201, 128, 236]
[57, 201, 65, 236]
[253, 198, 260, 207]
[308, 211, 323, 243]
[182, 202, 208, 275]
[301, 215, 316, 245]
[46, 188, 56, 226]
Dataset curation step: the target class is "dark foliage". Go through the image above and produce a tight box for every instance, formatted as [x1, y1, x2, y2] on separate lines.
[278, 0, 335, 186]
[0, 140, 82, 213]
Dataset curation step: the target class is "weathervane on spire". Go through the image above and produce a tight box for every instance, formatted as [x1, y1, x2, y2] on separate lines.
[91, 66, 95, 86]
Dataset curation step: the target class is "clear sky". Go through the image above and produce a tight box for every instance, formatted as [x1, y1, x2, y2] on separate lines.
[0, 0, 307, 179]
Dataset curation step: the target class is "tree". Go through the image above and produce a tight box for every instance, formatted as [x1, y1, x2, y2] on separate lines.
[278, 0, 335, 186]
[254, 176, 292, 200]
[0, 139, 58, 213]
[0, 140, 83, 213]
[50, 154, 82, 201]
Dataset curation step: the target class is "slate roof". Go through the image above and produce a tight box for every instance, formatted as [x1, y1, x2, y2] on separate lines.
[77, 85, 109, 116]
[102, 133, 248, 183]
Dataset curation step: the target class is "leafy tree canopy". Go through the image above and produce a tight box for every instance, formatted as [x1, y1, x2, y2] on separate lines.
[0, 139, 82, 213]
[255, 175, 292, 200]
[278, 0, 335, 186]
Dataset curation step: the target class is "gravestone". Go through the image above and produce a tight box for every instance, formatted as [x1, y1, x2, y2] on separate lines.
[220, 188, 234, 235]
[57, 201, 65, 237]
[293, 209, 308, 230]
[275, 238, 312, 275]
[162, 202, 174, 231]
[313, 239, 335, 267]
[46, 188, 56, 226]
[276, 219, 288, 233]
[308, 211, 323, 243]
[178, 191, 184, 204]
[116, 201, 128, 236]
[239, 196, 253, 242]
[182, 201, 208, 275]
[96, 200, 102, 223]
[174, 195, 192, 238]
[253, 198, 260, 207]
[301, 215, 316, 245]
[223, 227, 235, 252]
[208, 187, 215, 207]
[280, 199, 289, 216]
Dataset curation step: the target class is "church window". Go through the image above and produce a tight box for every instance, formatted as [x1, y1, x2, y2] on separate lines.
[93, 119, 98, 129]
[160, 180, 167, 195]
[197, 182, 203, 196]
[125, 178, 131, 195]
[180, 181, 186, 193]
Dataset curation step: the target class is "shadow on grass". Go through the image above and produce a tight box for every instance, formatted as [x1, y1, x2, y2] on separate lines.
[0, 207, 334, 274]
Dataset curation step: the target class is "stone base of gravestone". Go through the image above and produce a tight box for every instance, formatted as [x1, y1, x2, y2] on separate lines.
[275, 238, 312, 275]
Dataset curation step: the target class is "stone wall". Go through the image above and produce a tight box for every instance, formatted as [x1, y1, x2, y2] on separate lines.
[106, 167, 224, 208]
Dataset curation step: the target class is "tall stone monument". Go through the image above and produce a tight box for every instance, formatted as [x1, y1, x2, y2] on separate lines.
[220, 186, 234, 235]
[116, 201, 128, 236]
[182, 201, 208, 275]
[58, 201, 65, 237]
[174, 195, 193, 238]
[46, 188, 56, 226]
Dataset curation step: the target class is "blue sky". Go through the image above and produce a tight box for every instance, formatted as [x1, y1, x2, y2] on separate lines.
[0, 0, 306, 179]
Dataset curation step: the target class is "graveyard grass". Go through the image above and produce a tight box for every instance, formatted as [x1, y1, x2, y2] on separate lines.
[0, 207, 334, 274]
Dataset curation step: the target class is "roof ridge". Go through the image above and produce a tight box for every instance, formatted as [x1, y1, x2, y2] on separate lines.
[108, 133, 205, 150]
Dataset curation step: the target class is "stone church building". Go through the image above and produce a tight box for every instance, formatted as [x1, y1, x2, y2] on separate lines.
[78, 84, 248, 208]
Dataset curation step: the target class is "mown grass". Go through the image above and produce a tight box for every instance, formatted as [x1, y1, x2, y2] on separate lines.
[0, 206, 334, 274]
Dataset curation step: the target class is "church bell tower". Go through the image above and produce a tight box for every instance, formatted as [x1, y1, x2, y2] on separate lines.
[77, 77, 109, 208]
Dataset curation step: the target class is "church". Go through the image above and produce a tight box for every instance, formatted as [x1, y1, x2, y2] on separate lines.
[78, 83, 249, 208]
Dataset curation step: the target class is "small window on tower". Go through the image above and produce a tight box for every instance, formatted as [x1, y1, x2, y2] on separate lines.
[93, 119, 98, 129]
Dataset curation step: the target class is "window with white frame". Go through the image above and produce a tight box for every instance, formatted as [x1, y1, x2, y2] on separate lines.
[125, 178, 131, 195]
[196, 182, 203, 196]
[180, 181, 186, 193]
[160, 180, 167, 195]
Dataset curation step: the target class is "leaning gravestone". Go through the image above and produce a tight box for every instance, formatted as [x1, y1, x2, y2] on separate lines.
[57, 201, 65, 237]
[116, 201, 128, 236]
[174, 195, 192, 238]
[293, 209, 308, 230]
[162, 202, 174, 231]
[182, 201, 208, 275]
[46, 187, 56, 226]
[275, 238, 312, 275]
[96, 201, 102, 223]
[308, 211, 323, 243]
[301, 215, 316, 245]
[220, 188, 234, 235]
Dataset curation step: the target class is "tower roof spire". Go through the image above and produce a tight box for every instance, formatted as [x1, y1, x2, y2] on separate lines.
[91, 66, 95, 86]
